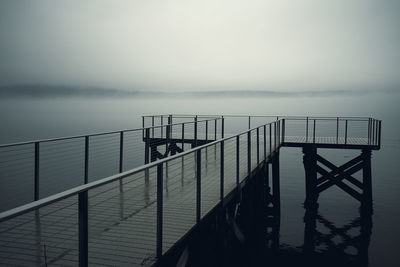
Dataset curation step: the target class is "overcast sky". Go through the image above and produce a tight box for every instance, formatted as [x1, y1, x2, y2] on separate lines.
[0, 0, 399, 92]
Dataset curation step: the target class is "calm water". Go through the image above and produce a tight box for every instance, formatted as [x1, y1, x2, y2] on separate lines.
[0, 93, 399, 266]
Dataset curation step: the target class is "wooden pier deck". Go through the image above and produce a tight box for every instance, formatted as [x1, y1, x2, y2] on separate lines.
[0, 115, 381, 266]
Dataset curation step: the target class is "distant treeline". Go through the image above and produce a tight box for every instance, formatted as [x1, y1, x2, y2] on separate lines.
[0, 84, 396, 98]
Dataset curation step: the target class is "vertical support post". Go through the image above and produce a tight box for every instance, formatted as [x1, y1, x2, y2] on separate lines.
[345, 120, 348, 145]
[269, 124, 272, 155]
[119, 131, 124, 173]
[221, 117, 225, 139]
[236, 136, 240, 188]
[145, 129, 150, 164]
[152, 116, 155, 137]
[119, 131, 124, 192]
[34, 142, 40, 201]
[214, 119, 217, 140]
[282, 119, 285, 143]
[181, 123, 185, 152]
[196, 149, 201, 223]
[378, 120, 382, 148]
[193, 116, 198, 148]
[247, 131, 251, 176]
[248, 116, 251, 129]
[220, 141, 224, 202]
[263, 125, 267, 161]
[142, 116, 145, 136]
[78, 191, 88, 267]
[156, 163, 163, 259]
[257, 128, 260, 166]
[336, 117, 339, 144]
[303, 146, 318, 208]
[274, 122, 277, 150]
[313, 119, 316, 143]
[362, 149, 372, 214]
[84, 137, 89, 184]
[272, 152, 280, 214]
[306, 117, 309, 142]
[166, 125, 171, 156]
[372, 120, 375, 145]
[206, 120, 208, 142]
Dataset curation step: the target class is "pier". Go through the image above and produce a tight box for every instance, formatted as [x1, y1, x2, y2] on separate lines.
[0, 115, 381, 266]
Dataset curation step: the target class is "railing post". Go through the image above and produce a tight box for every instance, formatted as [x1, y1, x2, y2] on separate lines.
[269, 124, 272, 155]
[373, 119, 376, 145]
[161, 115, 164, 138]
[256, 128, 260, 165]
[312, 119, 316, 143]
[247, 131, 251, 176]
[152, 116, 155, 137]
[84, 136, 89, 184]
[220, 141, 224, 202]
[378, 120, 382, 148]
[214, 119, 217, 140]
[345, 120, 348, 145]
[263, 125, 267, 161]
[236, 135, 240, 189]
[306, 117, 309, 142]
[282, 119, 285, 143]
[145, 128, 150, 164]
[78, 190, 88, 267]
[156, 163, 163, 259]
[206, 120, 208, 142]
[166, 124, 171, 155]
[181, 123, 185, 152]
[274, 122, 277, 150]
[196, 149, 201, 223]
[142, 116, 145, 137]
[34, 142, 40, 201]
[119, 131, 124, 173]
[194, 116, 198, 148]
[248, 116, 251, 129]
[372, 119, 375, 145]
[221, 117, 225, 139]
[119, 131, 124, 192]
[336, 117, 339, 144]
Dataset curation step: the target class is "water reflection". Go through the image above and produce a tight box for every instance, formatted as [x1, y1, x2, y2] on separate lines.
[190, 204, 373, 267]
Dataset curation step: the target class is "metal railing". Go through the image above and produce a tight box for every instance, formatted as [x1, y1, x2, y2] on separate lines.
[0, 119, 283, 266]
[0, 117, 222, 211]
[0, 115, 381, 266]
[281, 117, 381, 147]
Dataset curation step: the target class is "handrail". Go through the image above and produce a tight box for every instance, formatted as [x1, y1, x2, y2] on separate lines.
[0, 117, 222, 148]
[0, 120, 281, 222]
[143, 114, 374, 120]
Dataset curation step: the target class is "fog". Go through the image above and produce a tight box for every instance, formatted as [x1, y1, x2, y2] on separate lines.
[1, 0, 399, 92]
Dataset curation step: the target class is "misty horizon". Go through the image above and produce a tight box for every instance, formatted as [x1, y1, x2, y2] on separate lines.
[0, 84, 398, 99]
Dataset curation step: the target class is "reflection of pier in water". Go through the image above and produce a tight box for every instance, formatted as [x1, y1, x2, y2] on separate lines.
[0, 115, 381, 266]
[258, 208, 372, 267]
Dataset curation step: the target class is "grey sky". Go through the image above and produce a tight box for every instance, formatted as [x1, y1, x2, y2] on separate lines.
[0, 0, 399, 92]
